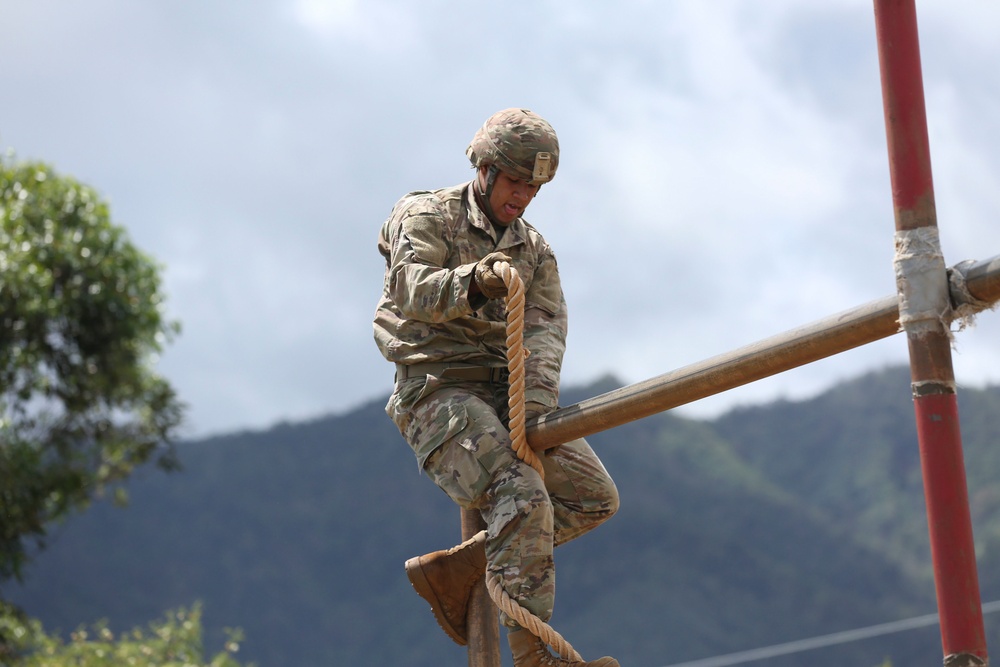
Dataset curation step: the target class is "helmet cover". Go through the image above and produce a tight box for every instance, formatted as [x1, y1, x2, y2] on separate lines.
[466, 108, 559, 184]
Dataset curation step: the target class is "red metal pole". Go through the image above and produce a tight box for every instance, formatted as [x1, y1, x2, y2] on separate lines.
[872, 2, 987, 665]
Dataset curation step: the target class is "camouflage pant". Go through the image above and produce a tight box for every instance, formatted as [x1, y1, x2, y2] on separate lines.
[386, 374, 619, 625]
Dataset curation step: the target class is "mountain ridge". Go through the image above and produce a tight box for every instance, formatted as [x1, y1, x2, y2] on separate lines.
[8, 365, 1000, 666]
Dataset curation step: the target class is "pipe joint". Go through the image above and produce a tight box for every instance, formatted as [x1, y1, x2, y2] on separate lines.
[943, 652, 987, 667]
[894, 227, 951, 337]
[948, 259, 998, 332]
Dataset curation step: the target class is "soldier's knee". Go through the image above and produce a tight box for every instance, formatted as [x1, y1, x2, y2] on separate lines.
[604, 482, 620, 518]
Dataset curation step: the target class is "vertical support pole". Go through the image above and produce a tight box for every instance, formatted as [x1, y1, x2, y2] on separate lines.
[872, 2, 988, 666]
[462, 508, 501, 667]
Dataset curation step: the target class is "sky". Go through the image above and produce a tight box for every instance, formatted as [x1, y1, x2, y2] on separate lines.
[2, 0, 999, 439]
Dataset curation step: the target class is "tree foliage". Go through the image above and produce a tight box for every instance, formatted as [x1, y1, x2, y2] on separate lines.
[0, 601, 249, 667]
[0, 153, 184, 583]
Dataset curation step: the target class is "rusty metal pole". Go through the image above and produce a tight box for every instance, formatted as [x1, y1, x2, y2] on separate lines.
[873, 2, 988, 666]
[462, 508, 501, 666]
[524, 254, 1000, 451]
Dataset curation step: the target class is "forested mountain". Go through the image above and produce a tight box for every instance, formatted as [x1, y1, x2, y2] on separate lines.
[7, 366, 1000, 667]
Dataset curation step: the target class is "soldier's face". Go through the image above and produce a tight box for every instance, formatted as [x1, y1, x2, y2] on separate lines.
[480, 167, 539, 225]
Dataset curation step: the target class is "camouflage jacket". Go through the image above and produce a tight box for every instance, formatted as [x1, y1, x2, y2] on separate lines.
[373, 181, 568, 410]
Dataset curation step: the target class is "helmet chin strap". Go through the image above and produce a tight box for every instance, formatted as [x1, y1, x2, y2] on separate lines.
[475, 165, 506, 227]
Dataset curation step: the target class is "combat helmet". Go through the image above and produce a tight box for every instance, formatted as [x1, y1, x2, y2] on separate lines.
[466, 108, 559, 185]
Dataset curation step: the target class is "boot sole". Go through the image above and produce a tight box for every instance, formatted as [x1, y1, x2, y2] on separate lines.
[405, 556, 468, 646]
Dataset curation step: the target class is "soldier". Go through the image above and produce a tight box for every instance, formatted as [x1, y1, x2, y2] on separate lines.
[374, 108, 620, 667]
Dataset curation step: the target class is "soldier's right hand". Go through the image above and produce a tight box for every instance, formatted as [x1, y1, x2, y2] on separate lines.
[474, 252, 512, 300]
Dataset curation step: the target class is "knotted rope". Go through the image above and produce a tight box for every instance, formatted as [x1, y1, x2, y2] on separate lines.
[486, 260, 583, 662]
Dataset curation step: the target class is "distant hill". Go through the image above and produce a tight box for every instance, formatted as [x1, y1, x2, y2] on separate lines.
[7, 366, 1000, 667]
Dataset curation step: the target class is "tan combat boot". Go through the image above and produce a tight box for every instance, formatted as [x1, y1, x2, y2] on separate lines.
[507, 628, 620, 667]
[404, 530, 487, 645]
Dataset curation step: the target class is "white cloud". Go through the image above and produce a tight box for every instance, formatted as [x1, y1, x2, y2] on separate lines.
[2, 0, 998, 436]
[292, 0, 360, 32]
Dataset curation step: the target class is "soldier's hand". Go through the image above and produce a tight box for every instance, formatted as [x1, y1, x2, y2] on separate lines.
[524, 401, 551, 422]
[474, 252, 512, 300]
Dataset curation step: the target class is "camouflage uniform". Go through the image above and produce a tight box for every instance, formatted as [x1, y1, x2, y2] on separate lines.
[374, 178, 619, 625]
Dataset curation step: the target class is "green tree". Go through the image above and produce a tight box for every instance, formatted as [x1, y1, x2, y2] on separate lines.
[0, 601, 250, 666]
[0, 153, 184, 584]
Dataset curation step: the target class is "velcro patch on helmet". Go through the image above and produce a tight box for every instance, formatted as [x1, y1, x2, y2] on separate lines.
[532, 152, 553, 183]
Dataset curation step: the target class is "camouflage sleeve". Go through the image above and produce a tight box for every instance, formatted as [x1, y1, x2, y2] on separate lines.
[383, 202, 477, 323]
[523, 250, 568, 409]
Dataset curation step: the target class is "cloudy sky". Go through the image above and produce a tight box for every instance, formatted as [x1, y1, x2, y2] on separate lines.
[3, 0, 998, 438]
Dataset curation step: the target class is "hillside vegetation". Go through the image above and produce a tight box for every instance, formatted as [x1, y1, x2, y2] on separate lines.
[7, 366, 1000, 666]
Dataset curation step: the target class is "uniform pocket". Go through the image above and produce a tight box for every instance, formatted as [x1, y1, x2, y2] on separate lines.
[486, 491, 530, 541]
[386, 372, 448, 437]
[420, 400, 524, 509]
[405, 399, 469, 470]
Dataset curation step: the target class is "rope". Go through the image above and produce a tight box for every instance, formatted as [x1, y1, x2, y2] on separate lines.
[487, 570, 583, 662]
[488, 260, 582, 662]
[494, 261, 545, 479]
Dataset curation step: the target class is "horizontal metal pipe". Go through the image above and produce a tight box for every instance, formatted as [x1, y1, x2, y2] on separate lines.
[528, 254, 1000, 450]
[964, 255, 1000, 305]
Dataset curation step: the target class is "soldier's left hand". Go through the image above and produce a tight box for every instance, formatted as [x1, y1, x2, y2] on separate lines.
[524, 401, 552, 422]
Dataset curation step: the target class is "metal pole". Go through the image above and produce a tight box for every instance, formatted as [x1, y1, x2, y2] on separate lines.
[526, 254, 1000, 451]
[873, 2, 985, 665]
[462, 508, 501, 667]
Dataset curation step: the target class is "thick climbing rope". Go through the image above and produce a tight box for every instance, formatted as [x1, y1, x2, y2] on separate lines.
[494, 260, 545, 479]
[487, 572, 583, 662]
[487, 260, 583, 663]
